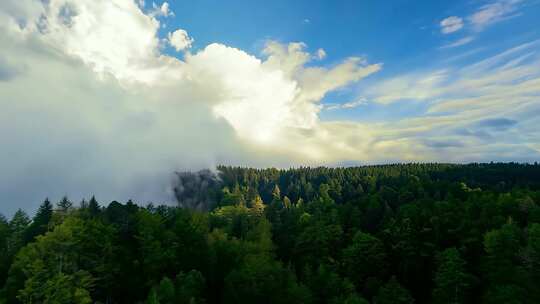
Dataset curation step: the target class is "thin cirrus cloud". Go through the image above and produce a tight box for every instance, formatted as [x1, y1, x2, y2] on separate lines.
[364, 39, 540, 162]
[325, 98, 367, 110]
[440, 36, 475, 49]
[439, 0, 524, 48]
[468, 0, 524, 30]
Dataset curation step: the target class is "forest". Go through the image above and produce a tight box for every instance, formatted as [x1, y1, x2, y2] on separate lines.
[1, 163, 540, 304]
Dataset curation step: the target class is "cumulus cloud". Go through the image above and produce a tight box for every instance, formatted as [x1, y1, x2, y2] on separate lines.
[150, 1, 173, 17]
[0, 0, 383, 214]
[0, 56, 24, 81]
[440, 16, 464, 34]
[168, 29, 193, 51]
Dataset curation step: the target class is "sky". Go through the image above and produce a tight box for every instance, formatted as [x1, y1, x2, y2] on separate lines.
[1, 0, 540, 215]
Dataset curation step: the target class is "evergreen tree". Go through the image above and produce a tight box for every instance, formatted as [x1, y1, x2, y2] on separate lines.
[374, 276, 414, 304]
[0, 214, 11, 286]
[432, 248, 471, 304]
[57, 196, 73, 213]
[25, 198, 53, 242]
[88, 196, 101, 217]
[342, 231, 387, 291]
[7, 209, 30, 255]
[482, 221, 525, 303]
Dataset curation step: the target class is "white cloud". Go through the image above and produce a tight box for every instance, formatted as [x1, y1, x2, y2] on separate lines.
[437, 0, 524, 49]
[168, 29, 193, 51]
[151, 1, 173, 17]
[440, 36, 475, 49]
[363, 40, 540, 163]
[440, 16, 463, 34]
[469, 0, 523, 30]
[0, 0, 385, 214]
[367, 70, 448, 104]
[369, 40, 540, 107]
[325, 98, 367, 110]
[208, 42, 380, 142]
[315, 48, 326, 60]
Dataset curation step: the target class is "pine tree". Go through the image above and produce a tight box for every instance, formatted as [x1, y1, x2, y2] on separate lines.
[342, 231, 387, 291]
[7, 209, 30, 255]
[88, 196, 101, 217]
[25, 198, 53, 242]
[57, 196, 73, 213]
[283, 196, 292, 209]
[432, 248, 471, 304]
[374, 276, 414, 304]
[272, 184, 281, 201]
[250, 195, 265, 216]
[80, 199, 88, 210]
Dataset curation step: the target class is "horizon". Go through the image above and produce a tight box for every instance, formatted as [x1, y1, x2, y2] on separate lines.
[3, 161, 539, 216]
[1, 0, 540, 215]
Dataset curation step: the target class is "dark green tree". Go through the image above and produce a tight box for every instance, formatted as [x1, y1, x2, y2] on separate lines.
[432, 248, 471, 304]
[374, 276, 414, 304]
[25, 198, 53, 242]
[342, 231, 387, 292]
[88, 196, 101, 217]
[57, 196, 73, 213]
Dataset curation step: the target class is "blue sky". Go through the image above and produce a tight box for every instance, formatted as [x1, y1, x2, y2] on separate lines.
[148, 0, 540, 123]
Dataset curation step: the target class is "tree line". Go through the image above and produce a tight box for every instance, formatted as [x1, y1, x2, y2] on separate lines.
[1, 163, 540, 303]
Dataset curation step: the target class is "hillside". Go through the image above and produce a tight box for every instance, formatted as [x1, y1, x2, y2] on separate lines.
[1, 163, 540, 303]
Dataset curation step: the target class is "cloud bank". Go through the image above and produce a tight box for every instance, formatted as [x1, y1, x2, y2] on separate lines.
[0, 0, 381, 214]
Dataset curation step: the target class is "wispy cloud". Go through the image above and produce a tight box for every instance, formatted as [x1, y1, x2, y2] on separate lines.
[438, 0, 525, 49]
[363, 39, 540, 161]
[440, 36, 475, 49]
[469, 0, 523, 30]
[440, 16, 464, 34]
[369, 40, 540, 108]
[325, 98, 367, 110]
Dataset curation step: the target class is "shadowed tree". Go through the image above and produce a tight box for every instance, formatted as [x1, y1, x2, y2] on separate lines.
[432, 248, 471, 304]
[374, 276, 414, 304]
[25, 198, 53, 242]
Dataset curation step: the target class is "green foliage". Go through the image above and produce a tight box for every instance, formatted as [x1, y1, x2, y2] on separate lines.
[304, 264, 358, 304]
[11, 218, 95, 303]
[0, 163, 540, 304]
[432, 248, 471, 304]
[342, 231, 387, 292]
[223, 254, 311, 304]
[24, 199, 53, 243]
[374, 276, 414, 304]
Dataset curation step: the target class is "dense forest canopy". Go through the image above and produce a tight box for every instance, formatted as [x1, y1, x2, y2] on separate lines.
[1, 163, 540, 303]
